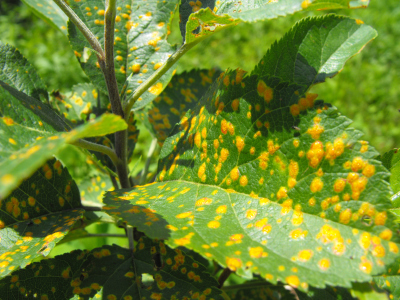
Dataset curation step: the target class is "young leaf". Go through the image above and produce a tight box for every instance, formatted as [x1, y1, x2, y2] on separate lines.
[179, 0, 370, 45]
[0, 238, 224, 300]
[67, 0, 179, 110]
[21, 0, 69, 34]
[0, 158, 84, 279]
[143, 68, 222, 146]
[0, 112, 127, 198]
[105, 16, 399, 290]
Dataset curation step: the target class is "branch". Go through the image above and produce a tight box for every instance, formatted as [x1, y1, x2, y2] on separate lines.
[218, 268, 232, 288]
[123, 41, 201, 117]
[139, 138, 158, 185]
[71, 139, 121, 167]
[53, 0, 104, 59]
[103, 0, 130, 188]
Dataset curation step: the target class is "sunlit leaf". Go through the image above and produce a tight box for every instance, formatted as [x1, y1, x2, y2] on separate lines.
[68, 0, 179, 111]
[79, 173, 114, 204]
[0, 238, 224, 299]
[0, 111, 127, 198]
[374, 257, 400, 300]
[21, 0, 69, 34]
[105, 16, 398, 290]
[180, 0, 370, 45]
[142, 68, 222, 146]
[0, 158, 83, 279]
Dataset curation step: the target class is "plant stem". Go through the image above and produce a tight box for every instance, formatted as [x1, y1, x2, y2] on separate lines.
[103, 0, 130, 188]
[218, 268, 232, 288]
[221, 281, 274, 291]
[123, 40, 201, 117]
[86, 234, 126, 238]
[71, 139, 120, 167]
[82, 206, 102, 211]
[53, 0, 104, 59]
[139, 138, 158, 185]
[127, 226, 134, 251]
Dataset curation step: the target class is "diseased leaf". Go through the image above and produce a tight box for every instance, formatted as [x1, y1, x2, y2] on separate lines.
[143, 68, 222, 146]
[179, 0, 370, 44]
[374, 257, 400, 300]
[0, 238, 224, 300]
[79, 173, 114, 204]
[349, 282, 389, 300]
[105, 16, 399, 290]
[21, 0, 69, 34]
[68, 0, 179, 111]
[225, 281, 293, 300]
[0, 158, 83, 279]
[0, 112, 127, 198]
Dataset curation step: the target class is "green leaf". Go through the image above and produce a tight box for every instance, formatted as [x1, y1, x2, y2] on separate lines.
[179, 0, 370, 45]
[349, 282, 389, 300]
[21, 0, 69, 34]
[79, 173, 114, 204]
[0, 112, 127, 198]
[0, 42, 49, 102]
[373, 256, 400, 300]
[143, 68, 222, 146]
[0, 158, 84, 279]
[105, 16, 399, 290]
[378, 149, 400, 207]
[0, 238, 224, 300]
[251, 15, 377, 87]
[67, 0, 179, 110]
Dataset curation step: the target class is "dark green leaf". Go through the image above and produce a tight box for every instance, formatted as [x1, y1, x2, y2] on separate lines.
[68, 0, 179, 110]
[21, 0, 68, 34]
[179, 0, 370, 44]
[105, 16, 398, 290]
[0, 238, 224, 300]
[0, 158, 83, 279]
[143, 68, 222, 146]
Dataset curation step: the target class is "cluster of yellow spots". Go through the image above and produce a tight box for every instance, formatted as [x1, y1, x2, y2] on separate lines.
[290, 93, 318, 117]
[318, 258, 331, 271]
[290, 228, 308, 240]
[226, 257, 242, 271]
[220, 118, 235, 135]
[154, 274, 176, 290]
[257, 80, 273, 103]
[297, 249, 313, 262]
[307, 141, 324, 168]
[249, 246, 268, 258]
[310, 177, 323, 193]
[317, 225, 346, 256]
[189, 1, 203, 12]
[306, 116, 324, 140]
[288, 160, 299, 188]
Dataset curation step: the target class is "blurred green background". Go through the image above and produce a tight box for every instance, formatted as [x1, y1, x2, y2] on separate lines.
[1, 0, 399, 253]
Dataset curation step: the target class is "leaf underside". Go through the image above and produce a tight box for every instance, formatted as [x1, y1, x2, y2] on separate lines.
[0, 158, 84, 279]
[0, 238, 223, 300]
[104, 16, 397, 291]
